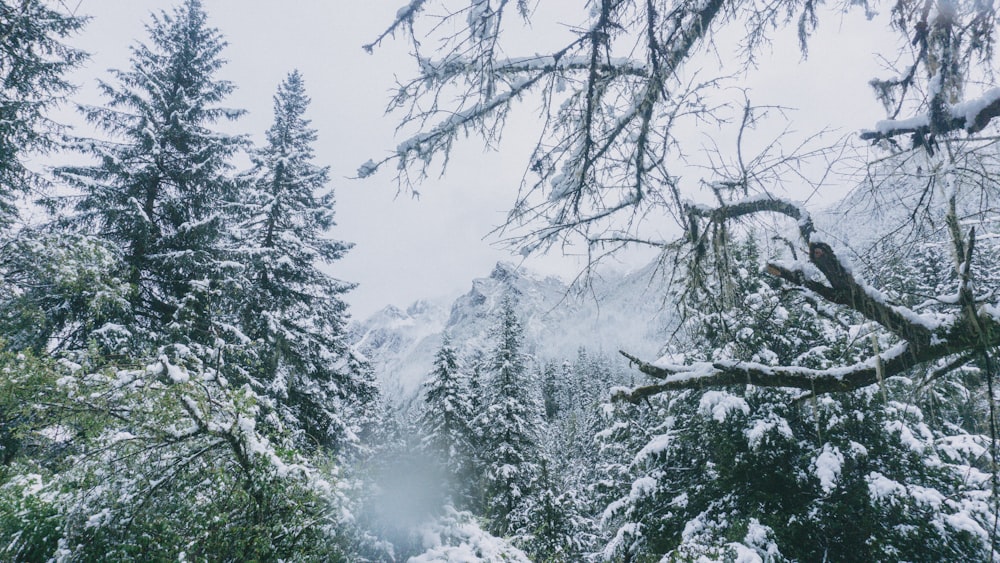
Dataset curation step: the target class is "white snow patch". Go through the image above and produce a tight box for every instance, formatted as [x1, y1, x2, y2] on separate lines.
[699, 391, 749, 422]
[867, 472, 905, 501]
[848, 441, 868, 457]
[635, 433, 672, 462]
[730, 544, 764, 563]
[813, 444, 843, 493]
[407, 506, 531, 562]
[938, 434, 987, 461]
[85, 508, 111, 529]
[945, 512, 988, 538]
[38, 425, 74, 443]
[908, 485, 944, 508]
[950, 87, 1000, 129]
[629, 476, 657, 500]
[884, 420, 926, 453]
[745, 414, 793, 448]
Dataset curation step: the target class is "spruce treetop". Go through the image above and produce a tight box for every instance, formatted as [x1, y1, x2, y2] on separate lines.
[54, 0, 245, 349]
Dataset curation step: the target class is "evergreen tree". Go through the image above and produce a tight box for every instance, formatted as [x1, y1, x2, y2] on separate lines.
[529, 353, 622, 560]
[236, 70, 374, 451]
[56, 0, 244, 353]
[597, 238, 995, 561]
[590, 394, 656, 561]
[461, 348, 490, 513]
[522, 457, 584, 562]
[419, 335, 476, 506]
[465, 349, 487, 419]
[541, 361, 560, 421]
[0, 0, 85, 227]
[0, 1, 89, 351]
[478, 295, 542, 538]
[0, 233, 129, 355]
[0, 350, 357, 562]
[0, 7, 377, 558]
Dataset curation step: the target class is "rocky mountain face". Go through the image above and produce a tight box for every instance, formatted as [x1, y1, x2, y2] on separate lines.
[348, 261, 674, 403]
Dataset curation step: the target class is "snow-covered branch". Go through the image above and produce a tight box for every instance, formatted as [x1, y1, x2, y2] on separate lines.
[363, 0, 428, 53]
[618, 194, 1000, 399]
[617, 301, 1000, 397]
[765, 243, 935, 345]
[860, 87, 1000, 143]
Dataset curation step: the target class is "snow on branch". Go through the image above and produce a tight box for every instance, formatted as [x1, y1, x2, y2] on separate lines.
[765, 245, 936, 345]
[860, 87, 1000, 143]
[614, 350, 895, 399]
[363, 0, 428, 53]
[616, 304, 1000, 398]
[616, 196, 1000, 400]
[361, 0, 730, 198]
[357, 71, 545, 180]
[492, 54, 650, 78]
[687, 196, 941, 343]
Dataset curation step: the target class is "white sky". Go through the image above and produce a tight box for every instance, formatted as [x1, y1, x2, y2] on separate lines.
[53, 0, 889, 319]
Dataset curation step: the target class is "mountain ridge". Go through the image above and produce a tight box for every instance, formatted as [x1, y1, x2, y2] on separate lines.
[348, 260, 673, 402]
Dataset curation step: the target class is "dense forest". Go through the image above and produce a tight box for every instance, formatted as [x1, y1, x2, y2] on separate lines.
[2, 0, 1000, 561]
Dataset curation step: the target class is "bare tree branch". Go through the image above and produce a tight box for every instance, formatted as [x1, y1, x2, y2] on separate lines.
[685, 196, 815, 242]
[363, 0, 428, 54]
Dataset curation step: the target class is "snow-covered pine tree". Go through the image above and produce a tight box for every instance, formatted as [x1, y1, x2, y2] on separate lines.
[465, 348, 487, 422]
[0, 0, 85, 228]
[0, 6, 373, 557]
[0, 2, 93, 353]
[236, 70, 374, 451]
[598, 237, 995, 561]
[55, 0, 244, 355]
[590, 390, 657, 561]
[521, 456, 589, 562]
[0, 233, 130, 354]
[419, 335, 476, 507]
[0, 349, 357, 561]
[541, 361, 561, 421]
[477, 294, 543, 538]
[460, 348, 491, 513]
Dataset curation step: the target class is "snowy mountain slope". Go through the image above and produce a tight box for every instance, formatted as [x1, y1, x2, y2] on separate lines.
[349, 261, 673, 402]
[347, 298, 451, 400]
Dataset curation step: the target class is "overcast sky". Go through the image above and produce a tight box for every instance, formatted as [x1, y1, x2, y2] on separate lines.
[56, 1, 888, 319]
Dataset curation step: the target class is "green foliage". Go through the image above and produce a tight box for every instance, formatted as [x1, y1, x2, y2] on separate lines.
[3, 0, 999, 560]
[609, 386, 991, 561]
[0, 2, 377, 560]
[596, 237, 996, 561]
[0, 348, 357, 561]
[0, 0, 86, 226]
[55, 0, 245, 349]
[521, 459, 591, 563]
[478, 296, 543, 537]
[419, 336, 477, 507]
[0, 233, 132, 355]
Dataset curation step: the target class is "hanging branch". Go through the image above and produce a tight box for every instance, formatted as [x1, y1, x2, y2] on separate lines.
[617, 194, 1000, 401]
